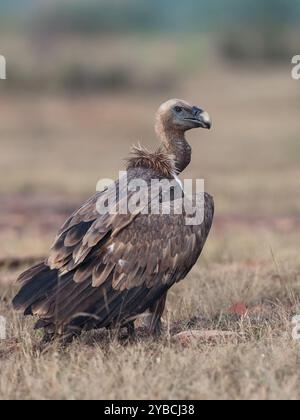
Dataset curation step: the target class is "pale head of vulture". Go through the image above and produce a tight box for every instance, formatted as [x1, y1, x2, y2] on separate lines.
[155, 99, 211, 137]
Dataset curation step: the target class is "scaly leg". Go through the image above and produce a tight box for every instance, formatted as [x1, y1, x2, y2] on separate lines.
[126, 321, 136, 339]
[147, 292, 167, 337]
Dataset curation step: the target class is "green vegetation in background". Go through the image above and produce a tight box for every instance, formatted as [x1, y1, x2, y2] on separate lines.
[1, 0, 300, 34]
[32, 0, 300, 34]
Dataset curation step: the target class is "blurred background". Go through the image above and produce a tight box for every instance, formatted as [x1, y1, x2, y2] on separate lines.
[0, 0, 300, 260]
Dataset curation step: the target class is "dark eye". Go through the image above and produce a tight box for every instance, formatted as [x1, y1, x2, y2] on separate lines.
[174, 106, 183, 113]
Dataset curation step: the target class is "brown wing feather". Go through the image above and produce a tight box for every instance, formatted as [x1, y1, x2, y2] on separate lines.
[47, 176, 142, 274]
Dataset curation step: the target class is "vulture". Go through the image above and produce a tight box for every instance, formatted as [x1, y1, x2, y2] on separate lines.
[13, 99, 214, 343]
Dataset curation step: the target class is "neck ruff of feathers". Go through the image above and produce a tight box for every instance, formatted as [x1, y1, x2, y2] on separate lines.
[126, 145, 176, 178]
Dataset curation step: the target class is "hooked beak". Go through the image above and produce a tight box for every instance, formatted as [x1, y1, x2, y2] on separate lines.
[185, 106, 212, 129]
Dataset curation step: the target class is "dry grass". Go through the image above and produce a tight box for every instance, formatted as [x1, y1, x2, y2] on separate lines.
[1, 228, 300, 400]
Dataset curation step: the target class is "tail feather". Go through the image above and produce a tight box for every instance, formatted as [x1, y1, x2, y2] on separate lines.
[13, 263, 59, 314]
[18, 263, 46, 284]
